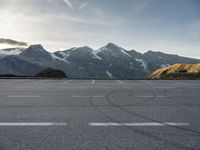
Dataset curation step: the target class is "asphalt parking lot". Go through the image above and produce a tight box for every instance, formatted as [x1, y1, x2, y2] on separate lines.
[0, 79, 199, 150]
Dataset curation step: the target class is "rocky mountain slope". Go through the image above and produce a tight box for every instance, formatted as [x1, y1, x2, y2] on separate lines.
[0, 43, 200, 79]
[0, 55, 43, 76]
[149, 64, 200, 79]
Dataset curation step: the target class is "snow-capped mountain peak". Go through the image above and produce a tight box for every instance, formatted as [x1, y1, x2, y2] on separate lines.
[99, 43, 122, 51]
[106, 42, 123, 48]
[97, 43, 131, 57]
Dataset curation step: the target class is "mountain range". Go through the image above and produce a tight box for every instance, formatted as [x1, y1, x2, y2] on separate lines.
[0, 43, 200, 79]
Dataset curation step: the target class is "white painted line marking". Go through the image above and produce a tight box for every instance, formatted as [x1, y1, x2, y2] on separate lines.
[117, 80, 124, 84]
[136, 96, 166, 98]
[155, 87, 175, 89]
[89, 122, 190, 127]
[14, 87, 44, 89]
[0, 122, 67, 126]
[60, 87, 111, 89]
[63, 80, 72, 84]
[8, 95, 40, 98]
[72, 96, 104, 98]
[92, 80, 95, 84]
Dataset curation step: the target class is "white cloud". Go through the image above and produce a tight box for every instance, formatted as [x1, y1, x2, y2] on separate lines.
[62, 0, 73, 10]
[79, 3, 87, 10]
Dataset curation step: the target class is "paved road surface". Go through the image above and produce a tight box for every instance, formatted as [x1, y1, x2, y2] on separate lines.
[0, 79, 199, 150]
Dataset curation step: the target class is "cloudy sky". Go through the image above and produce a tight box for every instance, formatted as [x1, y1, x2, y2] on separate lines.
[0, 0, 199, 58]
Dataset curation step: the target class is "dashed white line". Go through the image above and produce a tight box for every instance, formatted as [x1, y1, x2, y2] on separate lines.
[8, 95, 40, 98]
[72, 96, 104, 98]
[0, 122, 189, 127]
[89, 122, 190, 127]
[135, 95, 166, 98]
[32, 80, 46, 85]
[117, 80, 124, 84]
[155, 87, 175, 89]
[92, 80, 95, 84]
[0, 122, 67, 126]
[14, 87, 44, 89]
[63, 80, 72, 84]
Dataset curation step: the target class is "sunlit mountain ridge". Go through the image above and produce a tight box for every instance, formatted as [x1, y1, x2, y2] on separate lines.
[149, 64, 200, 79]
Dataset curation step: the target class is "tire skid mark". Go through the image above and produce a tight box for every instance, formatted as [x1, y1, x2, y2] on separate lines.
[88, 87, 196, 150]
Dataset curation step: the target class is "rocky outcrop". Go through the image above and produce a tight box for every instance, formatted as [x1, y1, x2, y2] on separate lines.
[35, 68, 66, 78]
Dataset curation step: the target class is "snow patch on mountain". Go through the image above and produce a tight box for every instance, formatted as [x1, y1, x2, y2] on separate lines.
[106, 71, 112, 78]
[129, 62, 134, 69]
[135, 58, 148, 71]
[108, 43, 132, 57]
[57, 51, 70, 59]
[51, 53, 70, 63]
[108, 63, 112, 68]
[120, 49, 131, 57]
[160, 64, 170, 67]
[97, 43, 131, 57]
[70, 47, 78, 51]
[92, 50, 102, 60]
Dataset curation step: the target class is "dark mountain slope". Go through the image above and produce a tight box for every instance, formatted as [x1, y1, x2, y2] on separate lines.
[19, 44, 53, 65]
[0, 55, 43, 76]
[144, 50, 200, 71]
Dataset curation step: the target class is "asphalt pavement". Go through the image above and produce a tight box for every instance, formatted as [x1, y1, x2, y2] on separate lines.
[0, 79, 199, 150]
